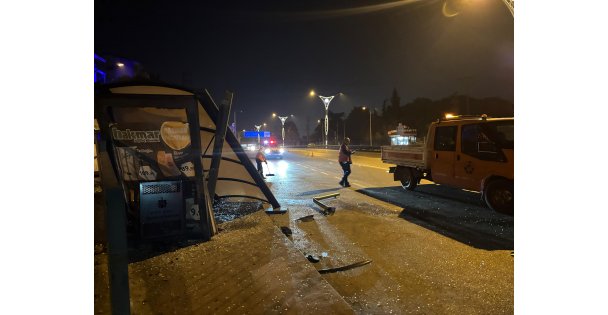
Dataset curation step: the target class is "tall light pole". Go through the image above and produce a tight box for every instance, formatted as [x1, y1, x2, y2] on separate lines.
[363, 107, 374, 147]
[319, 95, 334, 147]
[272, 113, 290, 147]
[254, 124, 262, 145]
[310, 90, 342, 147]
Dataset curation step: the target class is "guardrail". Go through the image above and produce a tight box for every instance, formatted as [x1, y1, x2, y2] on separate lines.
[285, 145, 382, 152]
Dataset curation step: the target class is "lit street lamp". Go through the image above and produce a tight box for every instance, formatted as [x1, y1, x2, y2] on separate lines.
[254, 124, 262, 145]
[278, 116, 289, 147]
[362, 106, 375, 147]
[272, 113, 291, 147]
[310, 90, 343, 147]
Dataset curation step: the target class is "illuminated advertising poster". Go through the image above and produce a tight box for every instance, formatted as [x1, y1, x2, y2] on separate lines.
[110, 119, 195, 181]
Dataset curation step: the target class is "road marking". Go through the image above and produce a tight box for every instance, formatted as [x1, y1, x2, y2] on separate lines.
[349, 182, 365, 188]
[355, 164, 390, 171]
[298, 153, 390, 171]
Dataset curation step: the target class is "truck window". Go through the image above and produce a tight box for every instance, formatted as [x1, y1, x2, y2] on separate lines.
[434, 126, 457, 151]
[461, 122, 511, 161]
[478, 121, 514, 150]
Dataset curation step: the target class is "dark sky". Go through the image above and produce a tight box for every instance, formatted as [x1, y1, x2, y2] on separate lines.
[95, 0, 513, 134]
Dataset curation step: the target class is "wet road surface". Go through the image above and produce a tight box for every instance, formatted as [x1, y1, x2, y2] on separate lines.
[258, 149, 514, 314]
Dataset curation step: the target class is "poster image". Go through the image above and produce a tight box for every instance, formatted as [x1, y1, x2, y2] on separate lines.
[111, 120, 195, 181]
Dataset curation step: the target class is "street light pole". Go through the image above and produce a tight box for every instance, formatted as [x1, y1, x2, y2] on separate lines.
[318, 95, 334, 147]
[254, 124, 262, 145]
[278, 116, 288, 147]
[369, 109, 372, 147]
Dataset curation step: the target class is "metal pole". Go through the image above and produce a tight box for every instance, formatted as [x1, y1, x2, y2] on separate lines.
[208, 91, 233, 198]
[98, 144, 131, 315]
[319, 95, 335, 148]
[324, 108, 328, 147]
[278, 116, 288, 147]
[369, 110, 372, 147]
[255, 125, 261, 146]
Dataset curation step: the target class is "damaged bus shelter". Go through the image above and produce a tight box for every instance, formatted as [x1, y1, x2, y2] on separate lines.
[95, 82, 284, 314]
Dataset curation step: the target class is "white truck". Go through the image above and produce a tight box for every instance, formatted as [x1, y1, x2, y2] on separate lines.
[381, 115, 514, 214]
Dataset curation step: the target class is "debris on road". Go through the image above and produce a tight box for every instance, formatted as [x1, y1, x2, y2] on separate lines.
[318, 260, 373, 274]
[314, 193, 340, 201]
[280, 226, 293, 237]
[295, 214, 315, 222]
[306, 254, 321, 263]
[312, 193, 340, 215]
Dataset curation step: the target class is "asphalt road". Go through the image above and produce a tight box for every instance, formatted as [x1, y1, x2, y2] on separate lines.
[257, 148, 514, 314]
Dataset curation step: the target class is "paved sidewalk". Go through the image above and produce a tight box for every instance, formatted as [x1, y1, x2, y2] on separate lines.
[94, 211, 353, 314]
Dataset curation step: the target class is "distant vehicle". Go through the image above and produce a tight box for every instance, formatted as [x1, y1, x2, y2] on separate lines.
[381, 115, 514, 214]
[240, 130, 270, 153]
[264, 136, 284, 159]
[240, 138, 259, 152]
[307, 143, 316, 147]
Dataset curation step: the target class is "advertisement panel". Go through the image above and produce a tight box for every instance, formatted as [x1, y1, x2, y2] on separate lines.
[110, 110, 196, 182]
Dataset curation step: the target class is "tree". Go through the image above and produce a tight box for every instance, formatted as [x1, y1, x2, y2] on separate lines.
[283, 120, 301, 146]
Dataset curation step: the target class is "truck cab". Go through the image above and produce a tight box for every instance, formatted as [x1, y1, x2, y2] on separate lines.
[384, 115, 514, 214]
[428, 116, 513, 192]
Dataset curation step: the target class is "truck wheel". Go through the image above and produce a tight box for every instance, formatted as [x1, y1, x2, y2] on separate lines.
[400, 168, 418, 191]
[484, 179, 514, 215]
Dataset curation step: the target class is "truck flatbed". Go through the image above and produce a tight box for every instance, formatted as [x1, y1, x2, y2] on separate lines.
[380, 144, 426, 169]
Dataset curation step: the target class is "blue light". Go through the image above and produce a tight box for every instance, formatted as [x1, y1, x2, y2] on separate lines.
[94, 54, 106, 63]
[243, 131, 260, 138]
[243, 131, 271, 138]
[94, 69, 106, 83]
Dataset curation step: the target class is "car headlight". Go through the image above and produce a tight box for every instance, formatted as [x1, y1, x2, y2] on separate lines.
[279, 148, 285, 153]
[265, 149, 270, 154]
[249, 146, 256, 151]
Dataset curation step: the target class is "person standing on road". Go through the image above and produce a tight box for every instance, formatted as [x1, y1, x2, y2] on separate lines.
[338, 137, 355, 187]
[256, 146, 268, 179]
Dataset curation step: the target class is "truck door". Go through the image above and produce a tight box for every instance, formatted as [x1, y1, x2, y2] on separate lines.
[455, 122, 513, 191]
[430, 125, 458, 186]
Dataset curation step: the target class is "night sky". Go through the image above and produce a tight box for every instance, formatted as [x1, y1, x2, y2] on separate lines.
[95, 0, 513, 135]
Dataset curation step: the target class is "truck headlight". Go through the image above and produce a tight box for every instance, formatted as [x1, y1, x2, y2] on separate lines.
[279, 148, 285, 153]
[265, 149, 270, 154]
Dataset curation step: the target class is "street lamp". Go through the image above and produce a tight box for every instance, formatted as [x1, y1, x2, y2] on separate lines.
[272, 113, 291, 147]
[362, 106, 375, 147]
[311, 91, 343, 147]
[254, 124, 262, 145]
